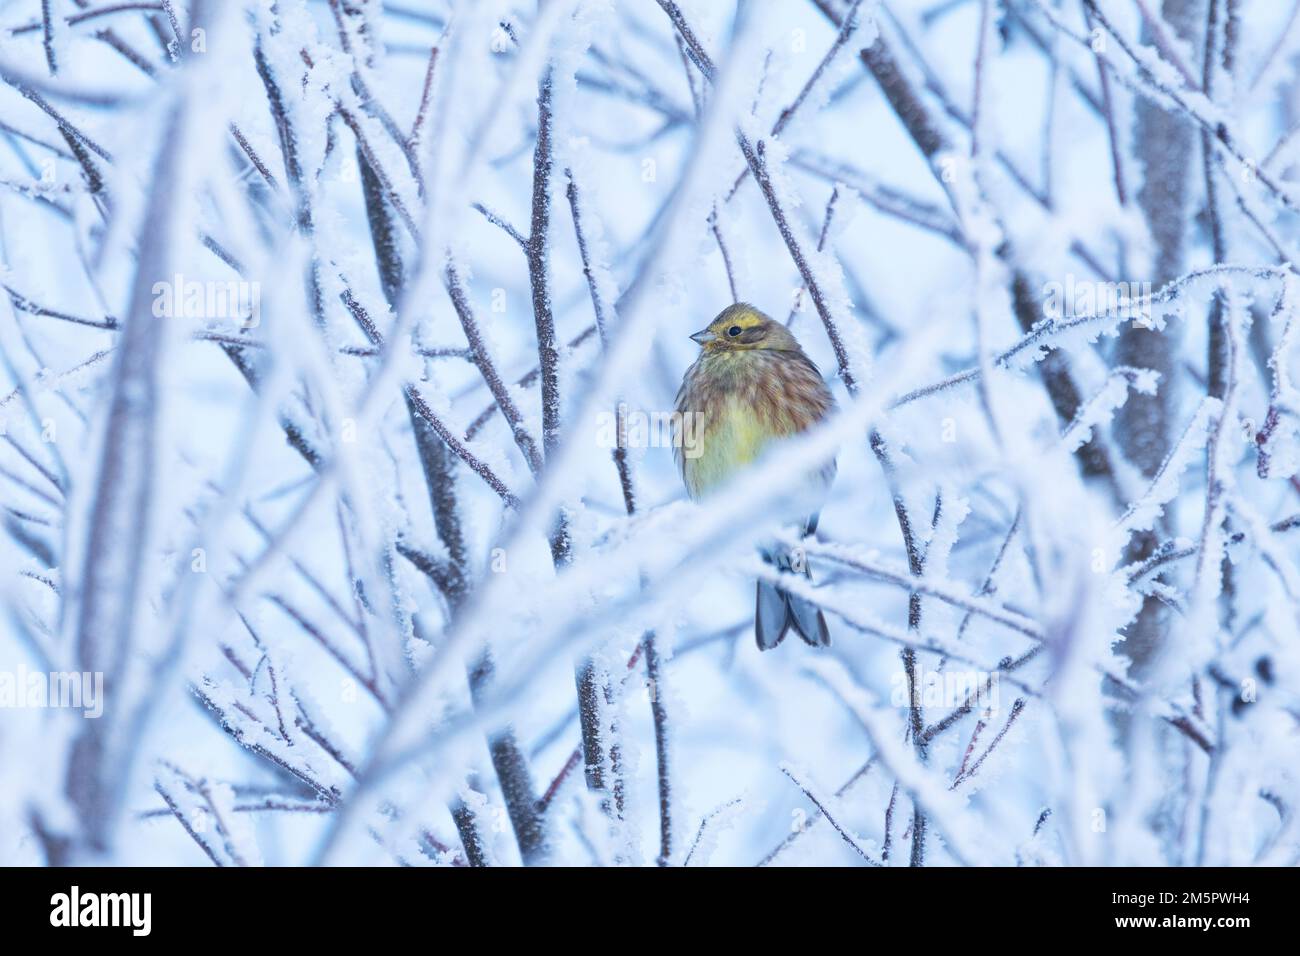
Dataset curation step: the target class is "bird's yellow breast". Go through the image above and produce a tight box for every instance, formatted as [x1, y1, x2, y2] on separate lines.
[682, 396, 777, 499]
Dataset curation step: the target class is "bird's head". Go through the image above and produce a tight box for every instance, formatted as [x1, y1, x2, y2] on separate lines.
[690, 303, 802, 354]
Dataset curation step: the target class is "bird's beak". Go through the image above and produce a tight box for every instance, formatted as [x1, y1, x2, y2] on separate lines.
[690, 329, 716, 345]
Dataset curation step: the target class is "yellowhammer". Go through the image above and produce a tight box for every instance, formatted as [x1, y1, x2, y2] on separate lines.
[673, 303, 836, 650]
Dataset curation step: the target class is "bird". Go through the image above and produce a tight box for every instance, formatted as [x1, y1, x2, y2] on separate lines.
[673, 303, 837, 650]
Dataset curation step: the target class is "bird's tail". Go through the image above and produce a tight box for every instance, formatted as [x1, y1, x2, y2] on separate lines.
[755, 545, 830, 651]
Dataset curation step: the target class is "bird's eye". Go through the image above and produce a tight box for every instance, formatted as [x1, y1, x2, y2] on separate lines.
[727, 325, 742, 337]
